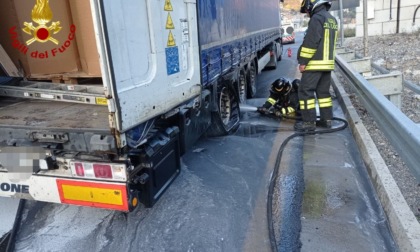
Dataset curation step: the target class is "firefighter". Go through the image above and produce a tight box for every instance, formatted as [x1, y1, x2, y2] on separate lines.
[257, 78, 300, 117]
[295, 0, 337, 131]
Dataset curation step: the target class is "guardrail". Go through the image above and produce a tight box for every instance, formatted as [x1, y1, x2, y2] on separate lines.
[335, 54, 420, 182]
[349, 49, 420, 94]
[371, 62, 420, 94]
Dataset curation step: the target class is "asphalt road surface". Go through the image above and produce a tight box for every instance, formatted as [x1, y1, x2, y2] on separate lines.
[2, 32, 396, 252]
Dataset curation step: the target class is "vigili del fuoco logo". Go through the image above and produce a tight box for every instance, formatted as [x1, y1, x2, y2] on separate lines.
[8, 0, 76, 59]
[22, 0, 62, 45]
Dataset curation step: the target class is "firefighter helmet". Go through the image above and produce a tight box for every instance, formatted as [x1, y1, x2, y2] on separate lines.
[300, 0, 332, 14]
[271, 78, 292, 96]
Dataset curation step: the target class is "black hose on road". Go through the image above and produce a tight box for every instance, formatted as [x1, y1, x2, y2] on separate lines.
[266, 117, 348, 252]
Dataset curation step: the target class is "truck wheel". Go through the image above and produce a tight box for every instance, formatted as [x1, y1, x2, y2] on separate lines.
[238, 68, 247, 103]
[207, 85, 240, 137]
[247, 60, 257, 98]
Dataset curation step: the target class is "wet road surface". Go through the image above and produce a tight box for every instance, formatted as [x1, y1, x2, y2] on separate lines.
[6, 32, 397, 251]
[10, 100, 396, 252]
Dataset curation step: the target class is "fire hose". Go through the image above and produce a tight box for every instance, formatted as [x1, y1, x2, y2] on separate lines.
[260, 111, 349, 252]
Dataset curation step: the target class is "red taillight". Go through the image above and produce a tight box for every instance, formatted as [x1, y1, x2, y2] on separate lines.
[70, 161, 126, 181]
[93, 164, 113, 179]
[74, 163, 85, 177]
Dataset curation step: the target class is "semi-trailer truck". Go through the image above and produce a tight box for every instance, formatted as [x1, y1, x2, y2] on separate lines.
[0, 0, 283, 212]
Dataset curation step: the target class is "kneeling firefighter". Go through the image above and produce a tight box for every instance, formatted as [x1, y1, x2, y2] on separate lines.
[257, 78, 300, 117]
[295, 0, 337, 131]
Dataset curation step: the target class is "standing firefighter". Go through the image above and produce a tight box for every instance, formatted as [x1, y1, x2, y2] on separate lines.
[295, 0, 338, 131]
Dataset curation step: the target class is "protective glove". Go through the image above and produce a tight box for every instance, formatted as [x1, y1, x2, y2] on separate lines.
[280, 106, 295, 115]
[257, 107, 269, 114]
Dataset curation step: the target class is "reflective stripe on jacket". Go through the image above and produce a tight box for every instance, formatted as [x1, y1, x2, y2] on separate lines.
[297, 5, 338, 71]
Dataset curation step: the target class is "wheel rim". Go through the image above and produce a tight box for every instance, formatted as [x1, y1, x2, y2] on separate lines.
[219, 87, 232, 126]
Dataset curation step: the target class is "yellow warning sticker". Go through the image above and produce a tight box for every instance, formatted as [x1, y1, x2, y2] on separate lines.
[167, 31, 176, 47]
[166, 13, 175, 29]
[95, 97, 108, 106]
[164, 0, 173, 11]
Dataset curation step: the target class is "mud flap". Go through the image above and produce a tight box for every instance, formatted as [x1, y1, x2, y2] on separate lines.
[178, 90, 211, 155]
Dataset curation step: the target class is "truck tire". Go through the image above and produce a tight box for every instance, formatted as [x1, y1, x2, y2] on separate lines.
[247, 60, 257, 98]
[207, 85, 240, 137]
[238, 68, 247, 103]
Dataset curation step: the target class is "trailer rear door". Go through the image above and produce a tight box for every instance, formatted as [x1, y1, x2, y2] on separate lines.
[91, 0, 201, 133]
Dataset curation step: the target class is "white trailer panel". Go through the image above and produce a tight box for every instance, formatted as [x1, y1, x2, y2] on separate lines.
[92, 0, 201, 132]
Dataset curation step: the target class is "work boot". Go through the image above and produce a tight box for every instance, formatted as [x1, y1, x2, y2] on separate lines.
[316, 119, 332, 129]
[294, 121, 316, 132]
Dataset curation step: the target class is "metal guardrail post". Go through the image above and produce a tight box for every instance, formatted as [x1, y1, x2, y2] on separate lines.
[335, 54, 420, 181]
[371, 62, 420, 94]
[337, 51, 355, 61]
[347, 57, 372, 76]
[365, 72, 403, 108]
